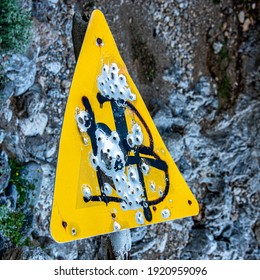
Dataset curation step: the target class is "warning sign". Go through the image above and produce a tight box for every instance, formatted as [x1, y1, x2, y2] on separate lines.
[50, 10, 199, 242]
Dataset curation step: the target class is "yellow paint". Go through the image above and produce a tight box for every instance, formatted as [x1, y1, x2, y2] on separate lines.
[50, 9, 199, 243]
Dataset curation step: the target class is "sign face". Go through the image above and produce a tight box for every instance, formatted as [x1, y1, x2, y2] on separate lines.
[50, 10, 199, 243]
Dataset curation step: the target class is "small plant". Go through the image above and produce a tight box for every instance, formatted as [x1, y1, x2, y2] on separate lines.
[0, 207, 26, 246]
[0, 159, 36, 245]
[0, 0, 33, 53]
[218, 72, 231, 99]
[215, 42, 232, 105]
[8, 158, 35, 207]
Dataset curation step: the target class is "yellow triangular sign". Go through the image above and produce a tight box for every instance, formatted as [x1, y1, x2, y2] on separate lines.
[50, 10, 199, 242]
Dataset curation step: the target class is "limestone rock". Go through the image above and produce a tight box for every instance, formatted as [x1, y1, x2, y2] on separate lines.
[19, 113, 48, 136]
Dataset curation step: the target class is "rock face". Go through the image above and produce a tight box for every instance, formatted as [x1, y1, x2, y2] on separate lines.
[0, 151, 11, 193]
[2, 46, 39, 96]
[0, 0, 259, 260]
[19, 113, 48, 136]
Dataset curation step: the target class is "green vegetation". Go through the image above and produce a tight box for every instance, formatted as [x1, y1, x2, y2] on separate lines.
[0, 207, 26, 246]
[0, 159, 35, 246]
[9, 158, 35, 207]
[218, 44, 230, 62]
[218, 71, 231, 99]
[216, 43, 231, 102]
[0, 0, 33, 53]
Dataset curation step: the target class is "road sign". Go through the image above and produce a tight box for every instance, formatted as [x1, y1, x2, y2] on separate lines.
[50, 9, 199, 242]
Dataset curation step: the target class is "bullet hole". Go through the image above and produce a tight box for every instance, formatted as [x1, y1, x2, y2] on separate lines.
[71, 228, 76, 235]
[111, 213, 116, 219]
[96, 37, 103, 46]
[127, 137, 133, 147]
[62, 221, 67, 229]
[150, 182, 156, 191]
[78, 117, 83, 124]
[113, 221, 121, 231]
[188, 200, 192, 205]
[161, 208, 170, 219]
[140, 161, 150, 175]
[152, 206, 157, 211]
[136, 211, 144, 224]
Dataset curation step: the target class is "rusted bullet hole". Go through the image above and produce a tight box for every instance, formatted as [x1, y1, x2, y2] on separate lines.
[152, 206, 157, 211]
[62, 221, 67, 229]
[188, 200, 192, 205]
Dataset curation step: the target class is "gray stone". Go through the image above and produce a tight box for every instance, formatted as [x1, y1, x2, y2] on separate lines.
[23, 84, 45, 117]
[61, 79, 71, 89]
[0, 129, 5, 144]
[3, 46, 39, 96]
[0, 81, 15, 109]
[0, 151, 11, 193]
[2, 246, 51, 260]
[213, 42, 223, 54]
[19, 113, 48, 136]
[25, 136, 47, 161]
[20, 162, 43, 210]
[131, 227, 147, 243]
[41, 237, 78, 260]
[46, 61, 62, 75]
[238, 11, 245, 24]
[109, 230, 132, 259]
[181, 229, 217, 259]
[5, 184, 18, 210]
[33, 164, 55, 237]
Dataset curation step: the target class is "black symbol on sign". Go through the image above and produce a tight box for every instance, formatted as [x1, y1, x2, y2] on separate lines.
[79, 92, 169, 222]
